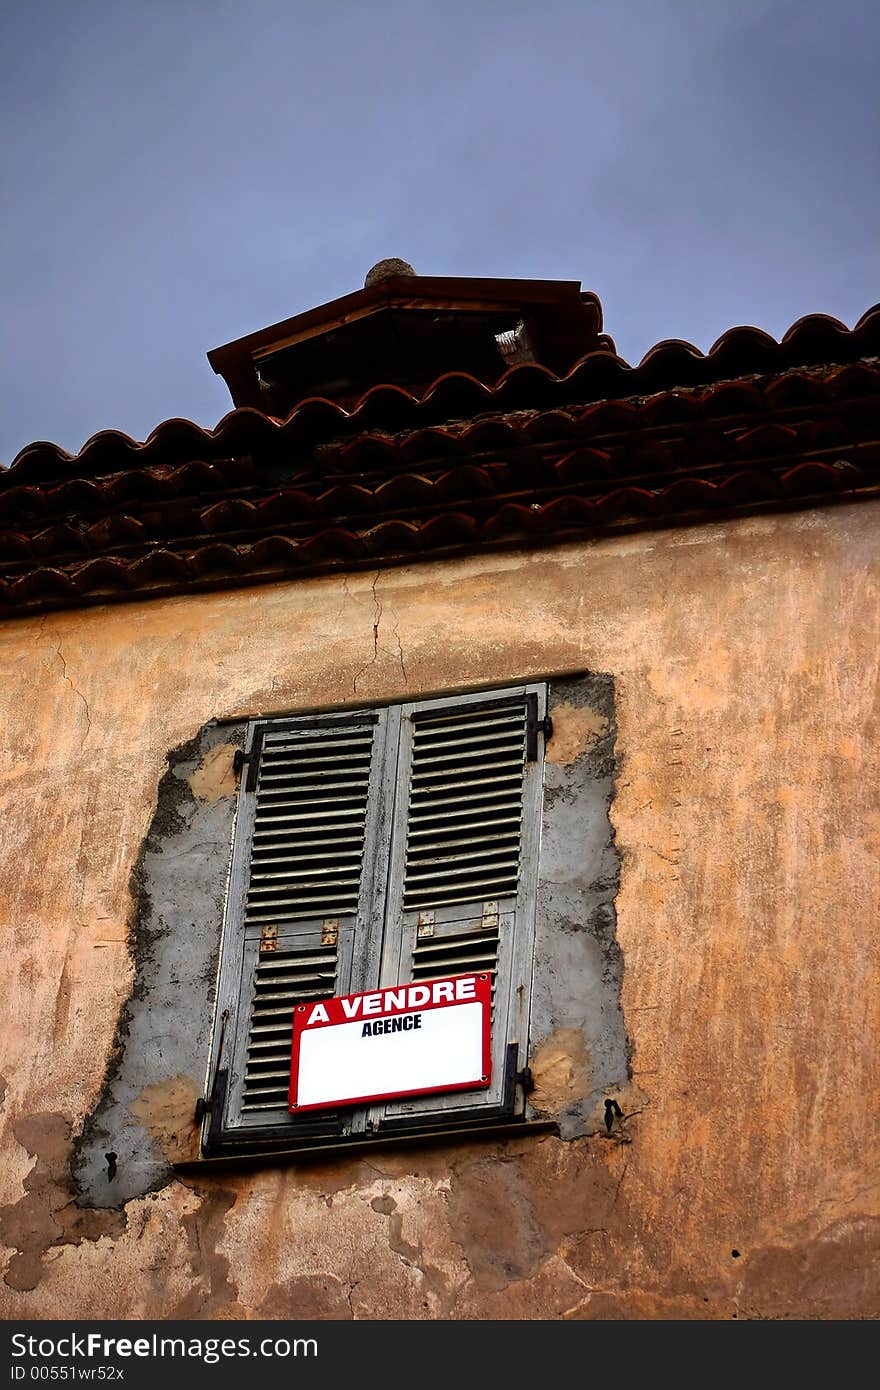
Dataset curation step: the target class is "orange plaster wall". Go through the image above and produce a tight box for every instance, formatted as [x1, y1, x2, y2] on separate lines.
[0, 501, 877, 1319]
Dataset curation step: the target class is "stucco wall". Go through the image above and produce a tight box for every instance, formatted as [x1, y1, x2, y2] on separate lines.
[0, 501, 878, 1319]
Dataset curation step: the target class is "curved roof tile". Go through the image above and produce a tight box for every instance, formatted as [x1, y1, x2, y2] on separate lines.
[1, 305, 878, 614]
[5, 302, 878, 484]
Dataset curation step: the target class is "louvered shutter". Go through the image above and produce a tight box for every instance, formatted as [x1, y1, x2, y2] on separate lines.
[372, 685, 546, 1128]
[212, 711, 395, 1139]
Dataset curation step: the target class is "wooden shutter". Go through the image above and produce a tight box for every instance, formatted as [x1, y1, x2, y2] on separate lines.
[211, 711, 395, 1139]
[372, 685, 546, 1129]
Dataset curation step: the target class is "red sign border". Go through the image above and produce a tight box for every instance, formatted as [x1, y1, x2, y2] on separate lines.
[289, 972, 493, 1113]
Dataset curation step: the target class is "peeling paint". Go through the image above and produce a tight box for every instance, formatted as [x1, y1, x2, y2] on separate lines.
[129, 1076, 201, 1165]
[546, 702, 609, 764]
[530, 673, 629, 1137]
[736, 1216, 880, 1319]
[171, 1185, 239, 1319]
[529, 1028, 592, 1112]
[0, 1115, 123, 1293]
[71, 720, 245, 1208]
[446, 1155, 548, 1292]
[256, 1274, 353, 1320]
[187, 744, 239, 803]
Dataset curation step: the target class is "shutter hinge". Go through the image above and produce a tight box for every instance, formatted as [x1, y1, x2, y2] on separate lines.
[195, 1009, 230, 1143]
[517, 1065, 535, 1094]
[525, 693, 552, 761]
[234, 734, 263, 792]
[194, 1069, 229, 1150]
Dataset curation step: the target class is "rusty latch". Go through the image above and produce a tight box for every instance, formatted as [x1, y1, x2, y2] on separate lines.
[417, 910, 435, 938]
[321, 918, 339, 946]
[481, 900, 499, 930]
[260, 924, 278, 953]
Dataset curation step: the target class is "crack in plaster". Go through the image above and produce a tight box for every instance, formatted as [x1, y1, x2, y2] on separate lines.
[612, 1159, 629, 1206]
[350, 570, 409, 694]
[37, 616, 92, 748]
[390, 611, 408, 687]
[351, 570, 382, 695]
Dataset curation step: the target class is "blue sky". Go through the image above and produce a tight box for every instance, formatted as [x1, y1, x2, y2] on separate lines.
[1, 0, 877, 465]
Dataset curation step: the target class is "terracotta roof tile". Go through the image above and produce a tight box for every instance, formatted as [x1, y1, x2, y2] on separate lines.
[1, 304, 878, 614]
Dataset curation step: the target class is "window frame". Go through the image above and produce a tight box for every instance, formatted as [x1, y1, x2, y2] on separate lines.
[201, 681, 549, 1155]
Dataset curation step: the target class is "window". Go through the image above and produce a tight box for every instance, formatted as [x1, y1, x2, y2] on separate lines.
[202, 682, 549, 1153]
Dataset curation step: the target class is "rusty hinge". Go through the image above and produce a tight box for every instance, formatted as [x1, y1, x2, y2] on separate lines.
[321, 918, 339, 946]
[525, 692, 552, 761]
[260, 924, 278, 953]
[517, 1065, 535, 1094]
[234, 732, 263, 791]
[194, 1008, 230, 1139]
[417, 910, 435, 938]
[194, 1069, 228, 1149]
[481, 900, 499, 930]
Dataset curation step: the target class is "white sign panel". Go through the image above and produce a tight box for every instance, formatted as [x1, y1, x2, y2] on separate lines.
[289, 973, 492, 1112]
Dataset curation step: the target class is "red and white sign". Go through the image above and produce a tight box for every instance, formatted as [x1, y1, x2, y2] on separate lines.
[289, 973, 492, 1113]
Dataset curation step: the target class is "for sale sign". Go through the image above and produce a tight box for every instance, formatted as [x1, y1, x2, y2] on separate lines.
[289, 972, 492, 1112]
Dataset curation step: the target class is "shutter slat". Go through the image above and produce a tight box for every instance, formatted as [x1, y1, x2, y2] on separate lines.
[252, 808, 366, 826]
[242, 943, 338, 1112]
[411, 800, 525, 817]
[410, 739, 524, 767]
[410, 776, 523, 798]
[406, 840, 521, 867]
[252, 950, 340, 970]
[248, 874, 361, 895]
[411, 758, 523, 781]
[405, 856, 520, 884]
[413, 705, 524, 728]
[250, 861, 364, 884]
[407, 813, 522, 838]
[411, 928, 500, 994]
[255, 794, 367, 812]
[249, 855, 363, 879]
[259, 748, 371, 765]
[256, 967, 335, 983]
[257, 778, 370, 797]
[262, 732, 373, 749]
[245, 904, 359, 924]
[402, 701, 527, 913]
[250, 841, 363, 862]
[412, 930, 499, 959]
[258, 768, 371, 786]
[244, 725, 374, 929]
[404, 884, 518, 911]
[413, 720, 525, 747]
